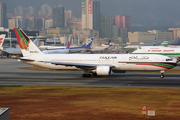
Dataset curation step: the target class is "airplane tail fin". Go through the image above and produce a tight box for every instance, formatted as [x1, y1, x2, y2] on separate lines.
[152, 37, 156, 46]
[160, 39, 169, 47]
[105, 40, 111, 45]
[81, 38, 94, 48]
[66, 36, 71, 49]
[0, 34, 6, 50]
[33, 38, 39, 46]
[14, 28, 43, 57]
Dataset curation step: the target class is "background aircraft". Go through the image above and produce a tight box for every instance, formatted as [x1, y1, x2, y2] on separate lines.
[0, 34, 6, 57]
[1, 38, 39, 57]
[132, 45, 180, 62]
[42, 37, 71, 54]
[90, 40, 111, 53]
[14, 28, 176, 78]
[152, 37, 156, 46]
[41, 37, 94, 53]
[69, 38, 94, 53]
[124, 38, 169, 50]
[160, 39, 169, 47]
[0, 34, 6, 50]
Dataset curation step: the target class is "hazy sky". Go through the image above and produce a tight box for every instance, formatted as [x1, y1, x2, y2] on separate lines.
[1, 0, 180, 26]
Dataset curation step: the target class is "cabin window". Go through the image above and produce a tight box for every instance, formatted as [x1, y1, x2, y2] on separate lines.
[166, 59, 173, 61]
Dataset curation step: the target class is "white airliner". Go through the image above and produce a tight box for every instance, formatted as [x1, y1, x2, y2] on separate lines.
[42, 37, 71, 54]
[40, 37, 94, 53]
[14, 28, 177, 78]
[124, 38, 168, 50]
[90, 40, 111, 53]
[132, 46, 180, 62]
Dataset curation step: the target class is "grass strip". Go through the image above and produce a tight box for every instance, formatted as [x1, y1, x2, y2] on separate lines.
[0, 86, 180, 120]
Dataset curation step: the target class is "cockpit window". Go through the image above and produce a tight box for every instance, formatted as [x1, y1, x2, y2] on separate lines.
[166, 59, 173, 61]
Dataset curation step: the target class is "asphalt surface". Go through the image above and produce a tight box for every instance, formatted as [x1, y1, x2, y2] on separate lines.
[0, 58, 180, 88]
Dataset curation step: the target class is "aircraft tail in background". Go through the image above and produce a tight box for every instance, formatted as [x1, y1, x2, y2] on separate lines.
[14, 28, 43, 57]
[152, 37, 156, 46]
[160, 39, 169, 47]
[105, 40, 111, 45]
[0, 34, 6, 50]
[33, 38, 39, 46]
[80, 38, 94, 48]
[66, 36, 71, 49]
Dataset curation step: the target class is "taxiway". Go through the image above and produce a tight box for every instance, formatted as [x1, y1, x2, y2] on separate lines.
[0, 59, 180, 88]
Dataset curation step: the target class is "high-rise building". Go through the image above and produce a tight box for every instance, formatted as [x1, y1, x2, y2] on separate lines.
[28, 6, 36, 15]
[25, 16, 35, 30]
[8, 18, 21, 29]
[16, 16, 25, 29]
[14, 6, 24, 15]
[82, 0, 100, 31]
[41, 4, 52, 17]
[45, 19, 53, 29]
[0, 2, 7, 28]
[100, 15, 113, 38]
[53, 5, 64, 27]
[64, 10, 72, 27]
[114, 15, 131, 32]
[67, 18, 82, 30]
[34, 18, 43, 30]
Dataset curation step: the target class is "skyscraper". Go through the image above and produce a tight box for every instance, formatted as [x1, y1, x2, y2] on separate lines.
[14, 6, 24, 15]
[28, 6, 36, 15]
[114, 15, 131, 32]
[41, 4, 52, 17]
[82, 0, 100, 31]
[64, 10, 72, 27]
[0, 2, 7, 28]
[100, 15, 113, 38]
[53, 5, 64, 27]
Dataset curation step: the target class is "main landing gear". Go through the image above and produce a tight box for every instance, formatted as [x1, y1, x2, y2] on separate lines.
[82, 74, 91, 78]
[160, 70, 165, 78]
[82, 73, 97, 78]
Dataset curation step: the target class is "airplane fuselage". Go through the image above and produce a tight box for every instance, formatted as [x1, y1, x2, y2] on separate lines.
[20, 54, 176, 71]
[3, 48, 22, 55]
[132, 46, 180, 56]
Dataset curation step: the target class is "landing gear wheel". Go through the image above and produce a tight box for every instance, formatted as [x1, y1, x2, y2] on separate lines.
[87, 74, 91, 77]
[160, 70, 165, 78]
[82, 74, 87, 78]
[160, 74, 164, 78]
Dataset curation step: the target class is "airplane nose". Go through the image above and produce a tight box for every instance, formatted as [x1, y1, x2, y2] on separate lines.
[173, 62, 177, 68]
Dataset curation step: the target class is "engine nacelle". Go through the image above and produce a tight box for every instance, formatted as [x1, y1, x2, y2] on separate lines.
[96, 66, 111, 76]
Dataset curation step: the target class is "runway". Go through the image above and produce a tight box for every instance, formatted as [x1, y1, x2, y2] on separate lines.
[1, 59, 180, 88]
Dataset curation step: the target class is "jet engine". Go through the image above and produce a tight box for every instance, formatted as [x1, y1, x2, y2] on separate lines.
[96, 66, 111, 75]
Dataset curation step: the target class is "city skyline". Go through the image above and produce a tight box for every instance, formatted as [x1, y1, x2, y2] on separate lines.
[1, 0, 180, 27]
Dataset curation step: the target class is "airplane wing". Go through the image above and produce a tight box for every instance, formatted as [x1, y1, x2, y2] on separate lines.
[43, 61, 115, 69]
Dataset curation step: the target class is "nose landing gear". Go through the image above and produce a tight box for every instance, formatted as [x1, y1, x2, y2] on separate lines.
[160, 70, 165, 78]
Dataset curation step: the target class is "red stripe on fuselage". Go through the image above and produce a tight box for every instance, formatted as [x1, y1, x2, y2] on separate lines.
[136, 64, 172, 69]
